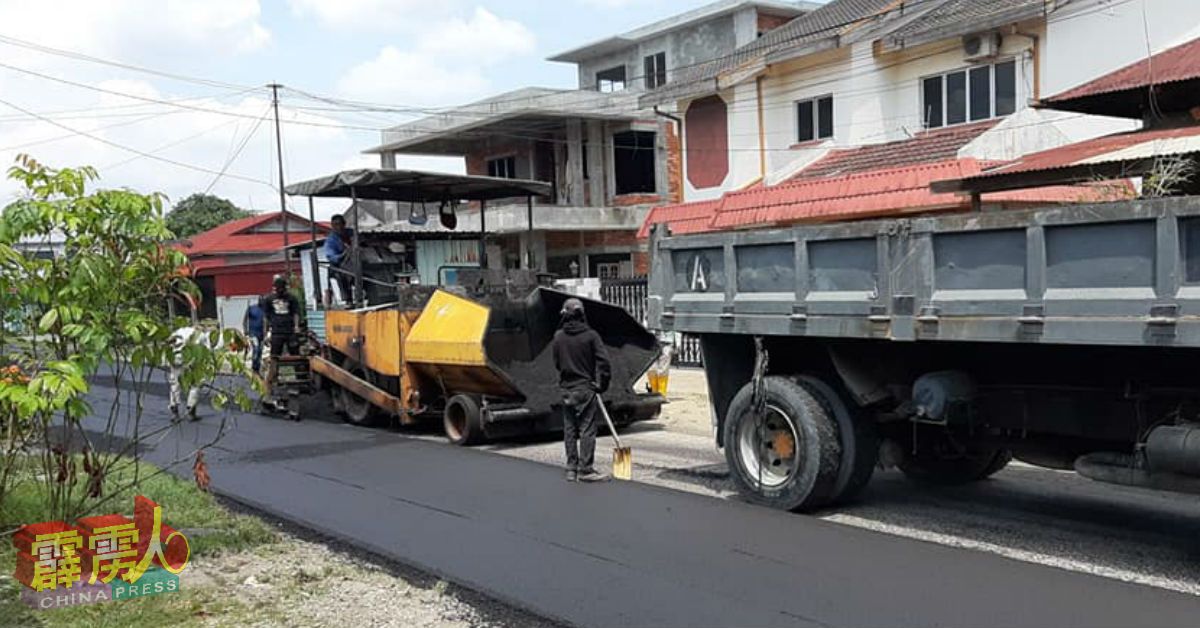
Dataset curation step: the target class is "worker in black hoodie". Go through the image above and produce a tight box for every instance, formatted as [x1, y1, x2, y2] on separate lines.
[553, 298, 612, 482]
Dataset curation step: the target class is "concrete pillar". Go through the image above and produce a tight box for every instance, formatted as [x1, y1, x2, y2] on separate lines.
[565, 120, 585, 206]
[554, 140, 566, 204]
[654, 120, 670, 200]
[586, 120, 606, 207]
[380, 151, 398, 223]
[519, 231, 548, 271]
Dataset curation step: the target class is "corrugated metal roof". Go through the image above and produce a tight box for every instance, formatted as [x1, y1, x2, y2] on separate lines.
[953, 124, 1200, 180]
[179, 212, 328, 257]
[1044, 36, 1200, 105]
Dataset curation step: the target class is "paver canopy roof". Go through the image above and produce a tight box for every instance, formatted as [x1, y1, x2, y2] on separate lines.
[284, 169, 552, 202]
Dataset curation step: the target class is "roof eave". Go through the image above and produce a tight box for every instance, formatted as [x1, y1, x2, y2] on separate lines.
[878, 5, 1047, 53]
[763, 36, 839, 67]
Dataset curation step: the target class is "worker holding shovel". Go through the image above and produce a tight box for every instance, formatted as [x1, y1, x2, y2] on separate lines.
[554, 298, 612, 483]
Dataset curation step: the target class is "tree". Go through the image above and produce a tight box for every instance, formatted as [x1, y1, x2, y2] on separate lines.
[165, 193, 252, 238]
[0, 155, 254, 520]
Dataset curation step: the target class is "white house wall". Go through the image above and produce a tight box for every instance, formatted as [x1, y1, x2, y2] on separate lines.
[1044, 0, 1200, 97]
[685, 28, 1042, 201]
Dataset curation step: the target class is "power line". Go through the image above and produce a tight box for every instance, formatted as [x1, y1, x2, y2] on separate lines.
[204, 104, 272, 194]
[0, 109, 184, 152]
[101, 117, 242, 172]
[0, 32, 258, 91]
[0, 94, 273, 186]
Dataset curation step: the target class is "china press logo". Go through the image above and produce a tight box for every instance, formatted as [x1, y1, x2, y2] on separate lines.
[13, 495, 190, 610]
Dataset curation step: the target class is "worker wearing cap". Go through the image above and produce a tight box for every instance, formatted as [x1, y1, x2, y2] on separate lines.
[553, 298, 612, 482]
[262, 275, 301, 397]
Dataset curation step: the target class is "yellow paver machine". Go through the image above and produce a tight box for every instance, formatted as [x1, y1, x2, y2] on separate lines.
[284, 169, 664, 444]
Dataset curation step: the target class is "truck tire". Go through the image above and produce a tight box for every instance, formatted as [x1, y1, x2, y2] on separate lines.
[795, 375, 878, 504]
[337, 360, 383, 427]
[723, 376, 841, 512]
[899, 443, 1012, 485]
[444, 394, 485, 446]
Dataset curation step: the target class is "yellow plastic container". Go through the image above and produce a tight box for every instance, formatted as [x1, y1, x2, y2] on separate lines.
[648, 370, 670, 395]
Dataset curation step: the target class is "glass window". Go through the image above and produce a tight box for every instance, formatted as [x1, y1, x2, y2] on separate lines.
[946, 71, 967, 125]
[797, 100, 815, 142]
[796, 95, 833, 142]
[994, 60, 1017, 116]
[817, 96, 834, 139]
[644, 52, 667, 89]
[923, 60, 1018, 128]
[970, 66, 991, 121]
[487, 156, 516, 179]
[922, 76, 944, 128]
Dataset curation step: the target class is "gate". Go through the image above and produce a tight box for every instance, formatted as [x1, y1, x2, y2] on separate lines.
[599, 277, 702, 368]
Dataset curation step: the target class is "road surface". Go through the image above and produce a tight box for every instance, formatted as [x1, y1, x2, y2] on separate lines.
[77, 376, 1200, 628]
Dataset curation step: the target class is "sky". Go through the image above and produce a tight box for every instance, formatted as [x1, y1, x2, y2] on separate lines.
[0, 0, 740, 218]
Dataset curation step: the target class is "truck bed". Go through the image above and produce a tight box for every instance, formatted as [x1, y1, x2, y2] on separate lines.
[648, 197, 1200, 347]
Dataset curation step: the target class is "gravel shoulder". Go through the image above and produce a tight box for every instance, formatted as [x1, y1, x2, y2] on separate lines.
[185, 509, 561, 628]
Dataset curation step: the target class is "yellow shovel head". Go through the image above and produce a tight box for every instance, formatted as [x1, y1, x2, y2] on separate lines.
[612, 447, 632, 481]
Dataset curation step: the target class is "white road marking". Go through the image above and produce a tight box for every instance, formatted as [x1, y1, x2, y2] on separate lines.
[820, 513, 1200, 596]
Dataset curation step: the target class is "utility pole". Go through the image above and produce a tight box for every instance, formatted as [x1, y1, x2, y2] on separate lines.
[269, 83, 291, 280]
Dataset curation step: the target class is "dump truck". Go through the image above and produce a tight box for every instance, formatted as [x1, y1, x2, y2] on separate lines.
[283, 169, 664, 442]
[648, 196, 1200, 511]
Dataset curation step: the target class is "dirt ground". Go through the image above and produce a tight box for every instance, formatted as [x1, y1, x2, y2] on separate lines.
[184, 530, 557, 628]
[654, 367, 713, 438]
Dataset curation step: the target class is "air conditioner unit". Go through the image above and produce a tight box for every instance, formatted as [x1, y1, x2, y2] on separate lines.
[962, 33, 1002, 61]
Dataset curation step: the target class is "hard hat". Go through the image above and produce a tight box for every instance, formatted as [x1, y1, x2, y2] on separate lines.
[561, 298, 584, 316]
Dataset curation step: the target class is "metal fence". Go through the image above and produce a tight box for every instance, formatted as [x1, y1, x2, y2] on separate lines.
[599, 277, 702, 368]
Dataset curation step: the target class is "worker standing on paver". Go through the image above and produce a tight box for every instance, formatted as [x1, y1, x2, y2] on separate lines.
[553, 298, 611, 482]
[323, 214, 354, 305]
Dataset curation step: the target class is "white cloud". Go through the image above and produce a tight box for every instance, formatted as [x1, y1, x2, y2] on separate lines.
[336, 46, 490, 106]
[287, 0, 458, 31]
[0, 0, 271, 62]
[335, 7, 535, 106]
[416, 8, 535, 61]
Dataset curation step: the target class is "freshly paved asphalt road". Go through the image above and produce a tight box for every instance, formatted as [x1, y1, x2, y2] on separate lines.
[81, 380, 1200, 628]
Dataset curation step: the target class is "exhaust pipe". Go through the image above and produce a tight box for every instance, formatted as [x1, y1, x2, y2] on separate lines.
[1075, 451, 1200, 495]
[1145, 424, 1200, 476]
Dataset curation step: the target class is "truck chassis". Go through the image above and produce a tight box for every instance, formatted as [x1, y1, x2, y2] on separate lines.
[649, 197, 1200, 510]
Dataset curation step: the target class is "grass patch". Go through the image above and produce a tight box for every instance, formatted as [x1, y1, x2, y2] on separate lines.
[0, 456, 279, 627]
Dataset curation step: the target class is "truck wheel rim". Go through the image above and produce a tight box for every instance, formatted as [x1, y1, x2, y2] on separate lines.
[736, 404, 799, 489]
[446, 402, 469, 441]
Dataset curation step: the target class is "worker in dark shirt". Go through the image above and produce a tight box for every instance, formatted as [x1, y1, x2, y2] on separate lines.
[262, 275, 301, 396]
[553, 298, 612, 482]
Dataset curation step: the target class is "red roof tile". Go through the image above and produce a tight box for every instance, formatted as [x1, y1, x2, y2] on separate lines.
[637, 199, 721, 239]
[643, 159, 1122, 235]
[1046, 36, 1200, 103]
[794, 120, 999, 179]
[179, 211, 329, 257]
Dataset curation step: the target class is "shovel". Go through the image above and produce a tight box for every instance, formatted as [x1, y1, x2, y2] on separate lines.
[597, 397, 632, 480]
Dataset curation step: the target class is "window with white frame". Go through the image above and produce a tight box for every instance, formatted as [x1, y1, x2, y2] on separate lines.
[644, 52, 667, 89]
[922, 59, 1017, 128]
[487, 156, 517, 179]
[796, 95, 834, 142]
